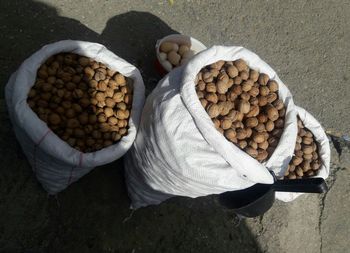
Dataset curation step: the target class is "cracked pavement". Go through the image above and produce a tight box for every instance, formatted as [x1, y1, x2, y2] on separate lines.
[0, 0, 349, 252]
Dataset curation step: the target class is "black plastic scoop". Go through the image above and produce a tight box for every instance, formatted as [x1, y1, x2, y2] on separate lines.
[219, 177, 328, 218]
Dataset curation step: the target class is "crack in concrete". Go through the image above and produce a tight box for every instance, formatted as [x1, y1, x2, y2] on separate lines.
[318, 166, 343, 253]
[318, 134, 348, 253]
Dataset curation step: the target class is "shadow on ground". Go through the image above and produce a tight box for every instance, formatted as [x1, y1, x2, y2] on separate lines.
[0, 1, 261, 252]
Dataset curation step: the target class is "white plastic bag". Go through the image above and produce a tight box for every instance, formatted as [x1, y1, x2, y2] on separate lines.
[275, 106, 330, 202]
[5, 40, 145, 194]
[125, 45, 297, 208]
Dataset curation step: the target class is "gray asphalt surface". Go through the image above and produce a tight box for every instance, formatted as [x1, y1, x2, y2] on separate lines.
[0, 0, 349, 252]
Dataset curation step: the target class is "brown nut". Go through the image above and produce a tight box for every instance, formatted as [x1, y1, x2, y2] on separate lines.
[295, 142, 302, 151]
[273, 99, 284, 110]
[257, 114, 268, 123]
[296, 136, 302, 143]
[311, 161, 321, 171]
[103, 107, 114, 118]
[299, 128, 307, 137]
[114, 127, 125, 136]
[240, 92, 250, 101]
[303, 153, 313, 160]
[116, 102, 127, 110]
[212, 118, 221, 129]
[224, 129, 237, 142]
[114, 74, 126, 85]
[249, 97, 259, 106]
[232, 84, 242, 95]
[116, 109, 130, 120]
[255, 123, 266, 132]
[257, 149, 269, 161]
[97, 113, 107, 123]
[48, 113, 61, 125]
[245, 147, 258, 158]
[65, 108, 75, 119]
[205, 93, 218, 104]
[95, 92, 105, 102]
[274, 118, 284, 129]
[288, 172, 297, 179]
[248, 86, 260, 97]
[302, 145, 314, 155]
[279, 108, 286, 117]
[105, 98, 116, 108]
[268, 136, 278, 147]
[292, 156, 303, 166]
[84, 67, 95, 79]
[221, 119, 232, 130]
[200, 98, 208, 108]
[258, 96, 268, 107]
[168, 51, 181, 66]
[97, 81, 108, 91]
[227, 65, 239, 78]
[303, 137, 313, 145]
[112, 132, 122, 142]
[205, 82, 216, 93]
[265, 120, 274, 132]
[227, 110, 239, 121]
[233, 76, 242, 85]
[236, 128, 247, 140]
[217, 81, 229, 94]
[288, 164, 296, 172]
[258, 140, 269, 150]
[266, 93, 278, 103]
[301, 160, 311, 172]
[258, 85, 269, 96]
[238, 100, 250, 114]
[267, 80, 279, 92]
[218, 94, 227, 102]
[232, 121, 244, 129]
[249, 140, 258, 150]
[271, 128, 283, 138]
[246, 117, 259, 128]
[67, 118, 80, 128]
[258, 73, 269, 85]
[196, 91, 205, 99]
[210, 60, 225, 70]
[253, 132, 265, 144]
[203, 71, 213, 83]
[207, 104, 220, 118]
[249, 69, 259, 82]
[113, 92, 124, 103]
[196, 80, 206, 91]
[266, 105, 279, 121]
[234, 59, 248, 72]
[74, 128, 85, 138]
[296, 167, 304, 177]
[306, 170, 315, 177]
[245, 128, 253, 138]
[242, 80, 253, 92]
[238, 140, 248, 149]
[246, 105, 260, 118]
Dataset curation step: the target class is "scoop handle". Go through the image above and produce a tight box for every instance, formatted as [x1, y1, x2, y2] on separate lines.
[272, 178, 328, 193]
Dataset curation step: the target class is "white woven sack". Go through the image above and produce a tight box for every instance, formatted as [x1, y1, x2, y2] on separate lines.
[275, 106, 330, 201]
[5, 40, 145, 194]
[125, 45, 298, 208]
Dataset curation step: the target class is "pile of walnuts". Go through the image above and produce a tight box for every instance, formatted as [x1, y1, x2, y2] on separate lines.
[284, 118, 321, 179]
[195, 59, 286, 163]
[27, 53, 133, 153]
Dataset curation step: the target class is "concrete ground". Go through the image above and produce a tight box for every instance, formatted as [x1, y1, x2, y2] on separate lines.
[0, 0, 349, 252]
